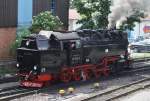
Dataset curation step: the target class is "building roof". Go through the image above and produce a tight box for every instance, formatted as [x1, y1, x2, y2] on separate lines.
[69, 9, 80, 20]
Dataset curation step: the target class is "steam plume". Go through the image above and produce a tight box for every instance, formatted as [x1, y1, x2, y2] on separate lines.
[108, 0, 150, 29]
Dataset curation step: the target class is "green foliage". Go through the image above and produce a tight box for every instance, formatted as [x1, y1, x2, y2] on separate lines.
[10, 28, 31, 56]
[70, 0, 75, 9]
[0, 66, 17, 75]
[120, 11, 145, 31]
[10, 11, 63, 57]
[73, 0, 111, 29]
[30, 11, 63, 33]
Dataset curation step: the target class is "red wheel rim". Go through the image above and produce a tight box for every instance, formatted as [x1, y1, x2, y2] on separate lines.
[103, 70, 110, 76]
[95, 71, 101, 78]
[60, 70, 72, 83]
[74, 70, 81, 81]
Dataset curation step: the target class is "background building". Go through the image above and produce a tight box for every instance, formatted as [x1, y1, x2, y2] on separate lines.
[0, 0, 69, 59]
[69, 9, 81, 31]
[130, 17, 150, 42]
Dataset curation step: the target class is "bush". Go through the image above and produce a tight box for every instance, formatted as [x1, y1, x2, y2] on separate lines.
[10, 28, 31, 56]
[30, 11, 63, 33]
[10, 11, 63, 57]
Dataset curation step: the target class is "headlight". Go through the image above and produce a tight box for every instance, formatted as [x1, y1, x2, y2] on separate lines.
[26, 41, 30, 46]
[120, 54, 124, 58]
[16, 63, 19, 67]
[86, 58, 90, 63]
[34, 65, 37, 70]
[105, 49, 109, 53]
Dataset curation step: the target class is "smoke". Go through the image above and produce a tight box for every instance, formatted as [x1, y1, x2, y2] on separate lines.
[108, 0, 150, 29]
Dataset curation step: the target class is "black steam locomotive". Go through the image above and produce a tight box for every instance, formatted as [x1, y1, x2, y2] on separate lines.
[16, 29, 131, 87]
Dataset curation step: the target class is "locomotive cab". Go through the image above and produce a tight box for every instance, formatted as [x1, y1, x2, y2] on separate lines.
[49, 31, 81, 67]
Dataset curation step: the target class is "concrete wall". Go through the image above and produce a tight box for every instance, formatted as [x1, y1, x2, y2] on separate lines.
[0, 28, 16, 59]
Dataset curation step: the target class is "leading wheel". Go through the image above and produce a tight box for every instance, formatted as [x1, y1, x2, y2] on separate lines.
[94, 70, 101, 78]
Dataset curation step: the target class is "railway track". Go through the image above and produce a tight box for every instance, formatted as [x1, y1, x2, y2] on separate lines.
[0, 86, 38, 101]
[82, 77, 150, 101]
[121, 65, 150, 74]
[0, 62, 150, 101]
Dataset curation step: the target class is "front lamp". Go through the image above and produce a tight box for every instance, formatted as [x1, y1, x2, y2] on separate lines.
[16, 63, 19, 67]
[120, 54, 124, 59]
[34, 65, 37, 70]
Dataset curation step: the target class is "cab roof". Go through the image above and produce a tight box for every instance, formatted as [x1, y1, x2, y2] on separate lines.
[39, 30, 80, 40]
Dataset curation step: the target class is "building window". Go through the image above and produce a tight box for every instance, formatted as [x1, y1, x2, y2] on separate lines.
[51, 0, 55, 14]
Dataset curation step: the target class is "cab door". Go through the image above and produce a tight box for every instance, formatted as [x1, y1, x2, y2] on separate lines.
[63, 40, 82, 66]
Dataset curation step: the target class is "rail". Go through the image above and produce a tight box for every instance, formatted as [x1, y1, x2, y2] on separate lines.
[82, 77, 150, 101]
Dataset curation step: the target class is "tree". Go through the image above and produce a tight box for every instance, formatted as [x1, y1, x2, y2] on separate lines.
[70, 0, 75, 9]
[73, 0, 111, 29]
[30, 11, 63, 33]
[120, 11, 145, 31]
[10, 28, 31, 56]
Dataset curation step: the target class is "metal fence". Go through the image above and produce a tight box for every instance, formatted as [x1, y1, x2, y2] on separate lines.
[0, 0, 18, 27]
[55, 0, 69, 29]
[33, 0, 51, 16]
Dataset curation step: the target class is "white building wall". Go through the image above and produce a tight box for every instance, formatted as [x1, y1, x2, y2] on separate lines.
[131, 19, 150, 40]
[69, 19, 81, 31]
[69, 19, 73, 31]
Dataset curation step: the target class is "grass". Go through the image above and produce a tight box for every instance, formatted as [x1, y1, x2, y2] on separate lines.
[0, 66, 17, 75]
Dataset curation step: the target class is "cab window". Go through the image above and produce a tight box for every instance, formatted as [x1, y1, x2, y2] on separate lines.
[21, 39, 37, 49]
[62, 40, 81, 51]
[49, 39, 60, 50]
[76, 40, 81, 48]
[37, 39, 49, 50]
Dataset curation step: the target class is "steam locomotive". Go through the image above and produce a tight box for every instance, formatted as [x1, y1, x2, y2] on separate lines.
[16, 29, 131, 87]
